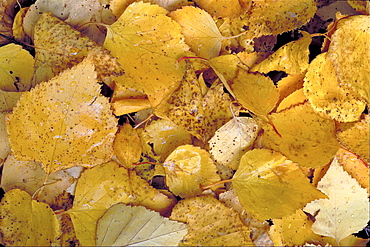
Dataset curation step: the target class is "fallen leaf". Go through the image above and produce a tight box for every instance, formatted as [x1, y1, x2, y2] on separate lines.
[277, 73, 305, 104]
[96, 204, 188, 246]
[192, 0, 245, 18]
[276, 88, 306, 112]
[0, 43, 34, 91]
[163, 145, 221, 198]
[232, 149, 327, 220]
[0, 90, 22, 112]
[7, 57, 117, 173]
[68, 161, 173, 246]
[303, 157, 370, 244]
[0, 189, 60, 246]
[170, 195, 254, 246]
[0, 0, 16, 45]
[0, 113, 10, 162]
[209, 117, 260, 169]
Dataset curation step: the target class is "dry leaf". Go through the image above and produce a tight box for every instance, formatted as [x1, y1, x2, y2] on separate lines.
[0, 43, 34, 91]
[0, 189, 60, 246]
[303, 157, 370, 244]
[170, 195, 254, 246]
[209, 117, 260, 170]
[96, 204, 188, 246]
[7, 57, 117, 173]
[68, 161, 173, 246]
[232, 149, 326, 220]
[163, 145, 221, 198]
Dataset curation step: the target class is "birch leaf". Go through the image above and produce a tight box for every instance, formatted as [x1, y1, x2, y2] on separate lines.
[209, 117, 260, 170]
[193, 0, 244, 18]
[0, 90, 22, 112]
[303, 157, 370, 244]
[7, 58, 117, 173]
[0, 189, 60, 246]
[0, 112, 10, 162]
[232, 149, 327, 220]
[96, 204, 188, 246]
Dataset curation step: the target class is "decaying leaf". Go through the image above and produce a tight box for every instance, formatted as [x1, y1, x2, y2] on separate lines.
[209, 117, 260, 170]
[0, 43, 34, 91]
[96, 204, 188, 246]
[163, 145, 221, 198]
[327, 15, 370, 103]
[232, 149, 326, 220]
[0, 189, 60, 246]
[170, 195, 254, 246]
[304, 53, 365, 122]
[267, 103, 340, 167]
[7, 57, 117, 173]
[113, 123, 142, 169]
[304, 157, 370, 244]
[68, 161, 173, 246]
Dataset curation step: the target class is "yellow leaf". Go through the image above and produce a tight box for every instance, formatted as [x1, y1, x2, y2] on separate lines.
[111, 85, 151, 116]
[337, 115, 369, 164]
[0, 189, 60, 246]
[69, 161, 173, 246]
[0, 90, 22, 112]
[96, 204, 188, 246]
[170, 195, 254, 246]
[327, 15, 370, 103]
[209, 117, 260, 170]
[12, 7, 31, 45]
[232, 149, 327, 220]
[113, 123, 142, 169]
[0, 43, 34, 91]
[170, 6, 223, 59]
[142, 119, 192, 161]
[103, 2, 191, 107]
[251, 31, 311, 74]
[167, 66, 233, 142]
[303, 157, 370, 244]
[7, 57, 117, 173]
[231, 70, 279, 117]
[268, 103, 340, 168]
[0, 113, 10, 162]
[276, 88, 306, 112]
[304, 53, 366, 122]
[33, 12, 122, 86]
[193, 0, 244, 18]
[347, 0, 368, 14]
[277, 73, 305, 104]
[163, 145, 221, 198]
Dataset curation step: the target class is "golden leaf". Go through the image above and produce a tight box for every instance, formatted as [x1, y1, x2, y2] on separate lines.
[232, 149, 326, 220]
[327, 15, 370, 103]
[170, 6, 223, 59]
[209, 117, 260, 169]
[0, 44, 34, 91]
[303, 157, 370, 244]
[268, 103, 340, 167]
[251, 31, 311, 75]
[68, 161, 173, 246]
[276, 88, 306, 112]
[170, 195, 254, 246]
[103, 2, 191, 107]
[277, 73, 305, 104]
[0, 189, 60, 246]
[96, 204, 188, 246]
[0, 113, 10, 162]
[304, 53, 366, 122]
[7, 58, 117, 173]
[113, 123, 142, 169]
[0, 90, 22, 112]
[193, 0, 245, 18]
[163, 145, 221, 198]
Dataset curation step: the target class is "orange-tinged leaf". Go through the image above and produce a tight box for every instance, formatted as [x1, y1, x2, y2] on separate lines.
[232, 149, 327, 220]
[163, 145, 221, 198]
[304, 53, 365, 122]
[337, 115, 369, 164]
[0, 189, 60, 246]
[170, 195, 253, 246]
[327, 15, 370, 103]
[0, 43, 34, 91]
[170, 6, 223, 59]
[96, 204, 188, 246]
[113, 123, 142, 169]
[268, 103, 340, 167]
[7, 57, 117, 173]
[103, 2, 191, 107]
[303, 157, 370, 244]
[209, 117, 260, 170]
[68, 161, 173, 246]
[251, 31, 311, 75]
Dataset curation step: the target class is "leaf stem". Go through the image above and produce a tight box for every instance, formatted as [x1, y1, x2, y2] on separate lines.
[200, 179, 232, 190]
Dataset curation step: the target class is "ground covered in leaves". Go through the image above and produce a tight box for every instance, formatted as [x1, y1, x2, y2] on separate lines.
[0, 0, 369, 246]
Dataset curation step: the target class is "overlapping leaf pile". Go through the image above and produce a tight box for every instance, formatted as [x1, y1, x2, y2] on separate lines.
[0, 0, 369, 246]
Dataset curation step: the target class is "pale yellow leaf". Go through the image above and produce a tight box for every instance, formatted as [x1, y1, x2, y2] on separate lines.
[0, 90, 22, 112]
[0, 112, 10, 162]
[96, 204, 188, 246]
